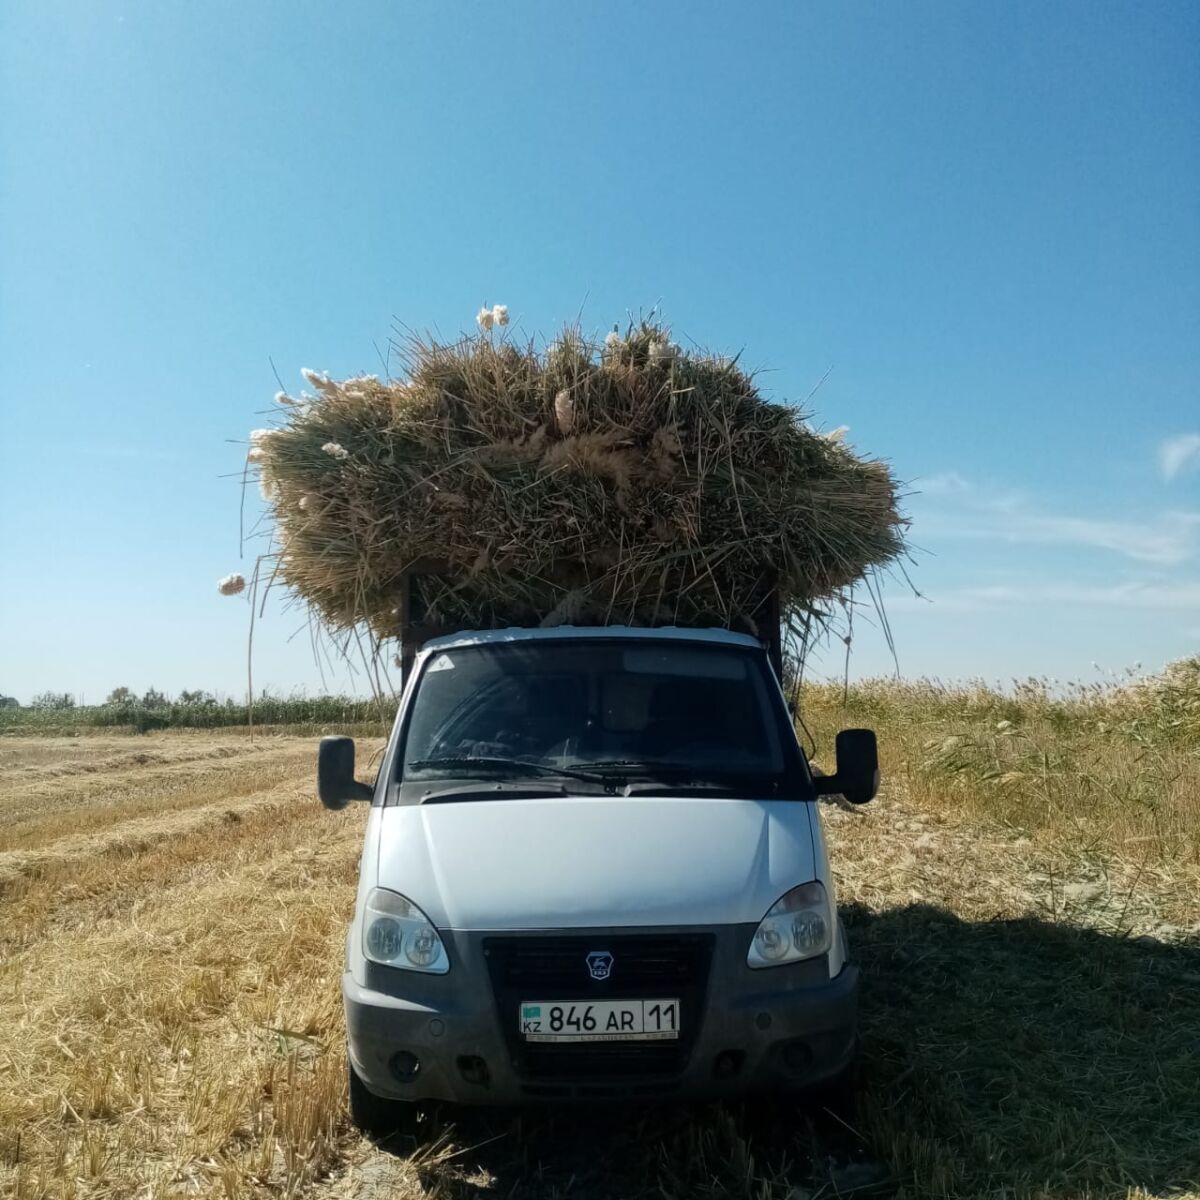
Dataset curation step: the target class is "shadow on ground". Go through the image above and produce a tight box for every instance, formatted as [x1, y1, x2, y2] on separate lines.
[369, 905, 1200, 1200]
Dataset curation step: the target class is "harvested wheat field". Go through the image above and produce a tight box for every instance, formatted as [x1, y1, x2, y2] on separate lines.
[2, 691, 1198, 1200]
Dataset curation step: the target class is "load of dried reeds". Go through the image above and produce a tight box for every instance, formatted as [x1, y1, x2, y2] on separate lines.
[248, 320, 907, 645]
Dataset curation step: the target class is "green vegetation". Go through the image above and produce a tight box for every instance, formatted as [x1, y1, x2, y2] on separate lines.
[0, 694, 390, 735]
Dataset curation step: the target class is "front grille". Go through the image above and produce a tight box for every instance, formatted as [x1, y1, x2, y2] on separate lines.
[483, 933, 714, 1083]
[487, 934, 712, 991]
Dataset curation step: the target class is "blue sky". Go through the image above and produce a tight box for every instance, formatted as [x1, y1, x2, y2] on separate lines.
[1, 1, 1197, 702]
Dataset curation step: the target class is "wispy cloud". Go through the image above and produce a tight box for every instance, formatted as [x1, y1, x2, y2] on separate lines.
[994, 510, 1200, 565]
[912, 475, 1200, 565]
[918, 470, 971, 495]
[889, 579, 1200, 613]
[1159, 433, 1200, 482]
[917, 505, 1200, 565]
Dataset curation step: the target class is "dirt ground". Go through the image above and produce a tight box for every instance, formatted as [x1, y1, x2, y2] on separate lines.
[1, 731, 1196, 1200]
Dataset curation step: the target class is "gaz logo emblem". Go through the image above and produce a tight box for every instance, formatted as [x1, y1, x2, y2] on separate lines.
[586, 951, 614, 981]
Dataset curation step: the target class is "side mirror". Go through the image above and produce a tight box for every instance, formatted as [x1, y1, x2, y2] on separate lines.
[812, 728, 879, 805]
[318, 735, 374, 809]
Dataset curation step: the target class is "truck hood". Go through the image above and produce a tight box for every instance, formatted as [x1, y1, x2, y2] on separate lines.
[374, 795, 816, 930]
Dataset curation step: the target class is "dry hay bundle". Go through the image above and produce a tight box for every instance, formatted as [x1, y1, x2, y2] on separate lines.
[251, 322, 907, 644]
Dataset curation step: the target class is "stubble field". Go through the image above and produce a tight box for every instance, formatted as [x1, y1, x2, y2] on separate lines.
[1, 681, 1197, 1200]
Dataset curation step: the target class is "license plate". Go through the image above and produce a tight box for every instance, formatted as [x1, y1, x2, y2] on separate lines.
[520, 999, 680, 1042]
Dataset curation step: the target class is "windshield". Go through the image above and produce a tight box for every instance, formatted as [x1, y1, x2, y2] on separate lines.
[400, 639, 792, 790]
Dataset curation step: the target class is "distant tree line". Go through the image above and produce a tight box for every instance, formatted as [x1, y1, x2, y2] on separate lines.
[0, 688, 391, 733]
[104, 686, 216, 708]
[0, 686, 224, 710]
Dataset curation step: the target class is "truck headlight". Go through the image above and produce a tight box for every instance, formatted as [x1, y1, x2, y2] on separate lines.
[363, 888, 450, 974]
[747, 882, 831, 968]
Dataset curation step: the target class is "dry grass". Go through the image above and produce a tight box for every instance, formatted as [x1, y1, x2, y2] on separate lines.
[1, 685, 1197, 1200]
[252, 322, 906, 642]
[0, 738, 269, 783]
[0, 740, 310, 853]
[0, 734, 366, 1200]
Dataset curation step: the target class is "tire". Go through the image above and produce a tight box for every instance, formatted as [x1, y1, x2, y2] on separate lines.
[348, 1060, 420, 1137]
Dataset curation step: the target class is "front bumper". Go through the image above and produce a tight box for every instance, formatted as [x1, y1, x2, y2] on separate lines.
[344, 924, 858, 1105]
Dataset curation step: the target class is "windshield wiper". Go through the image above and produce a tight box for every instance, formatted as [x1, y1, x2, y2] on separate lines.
[406, 756, 606, 784]
[571, 760, 779, 789]
[571, 760, 753, 778]
[420, 783, 568, 804]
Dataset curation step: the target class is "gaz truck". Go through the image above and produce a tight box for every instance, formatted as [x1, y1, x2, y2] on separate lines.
[318, 605, 878, 1131]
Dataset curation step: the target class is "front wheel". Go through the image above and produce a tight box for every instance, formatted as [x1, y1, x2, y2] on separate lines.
[348, 1060, 421, 1137]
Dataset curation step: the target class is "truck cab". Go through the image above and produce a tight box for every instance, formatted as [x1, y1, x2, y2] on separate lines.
[318, 625, 878, 1129]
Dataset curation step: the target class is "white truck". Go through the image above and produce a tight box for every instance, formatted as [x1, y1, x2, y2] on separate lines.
[318, 624, 878, 1131]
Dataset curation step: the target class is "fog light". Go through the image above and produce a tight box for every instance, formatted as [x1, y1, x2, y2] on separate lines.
[389, 1050, 421, 1082]
[457, 1055, 490, 1087]
[713, 1050, 744, 1080]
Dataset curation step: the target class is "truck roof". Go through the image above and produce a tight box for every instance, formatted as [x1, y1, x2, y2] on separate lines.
[419, 625, 764, 654]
